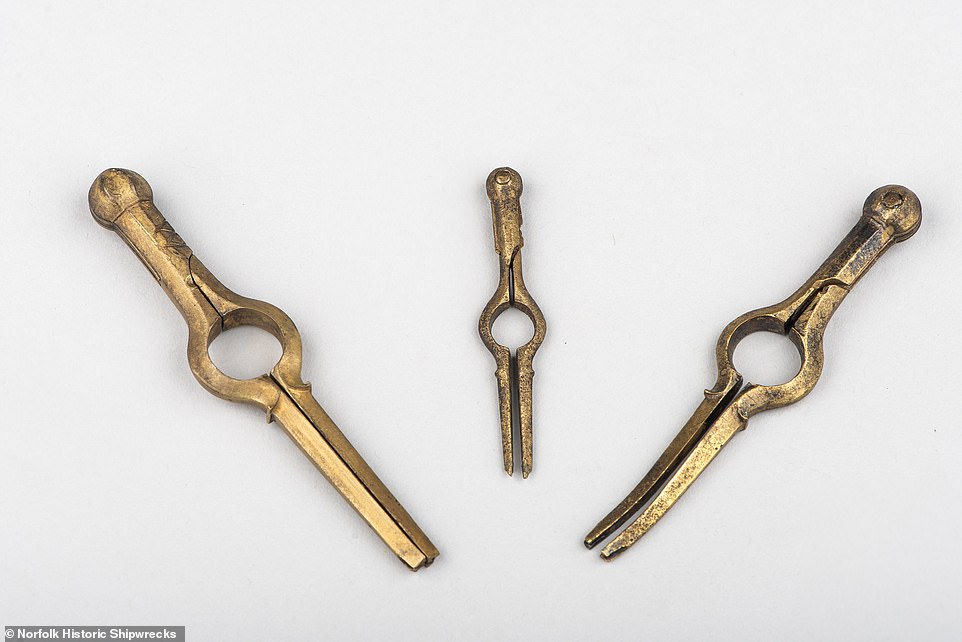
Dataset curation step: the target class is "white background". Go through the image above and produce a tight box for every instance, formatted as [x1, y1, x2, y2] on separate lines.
[1, 1, 960, 640]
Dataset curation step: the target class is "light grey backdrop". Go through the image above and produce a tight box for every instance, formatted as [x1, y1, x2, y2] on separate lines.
[1, 1, 959, 640]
